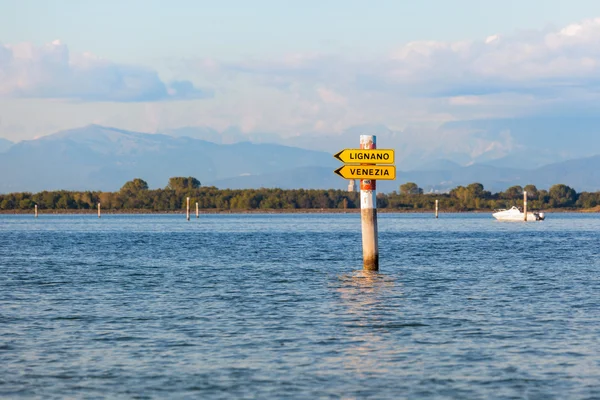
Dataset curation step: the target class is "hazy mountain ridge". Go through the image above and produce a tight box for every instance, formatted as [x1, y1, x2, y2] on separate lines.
[163, 116, 600, 171]
[0, 125, 337, 193]
[1, 124, 599, 194]
[0, 138, 13, 153]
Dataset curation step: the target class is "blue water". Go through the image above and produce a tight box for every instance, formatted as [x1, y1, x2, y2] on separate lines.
[1, 213, 600, 399]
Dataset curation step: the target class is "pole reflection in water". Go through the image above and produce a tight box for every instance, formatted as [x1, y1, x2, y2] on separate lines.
[329, 270, 419, 377]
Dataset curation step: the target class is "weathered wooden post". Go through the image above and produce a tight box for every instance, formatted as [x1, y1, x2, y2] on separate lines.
[196, 202, 199, 218]
[186, 197, 190, 221]
[360, 135, 378, 271]
[98, 203, 101, 218]
[435, 199, 439, 219]
[35, 204, 38, 218]
[333, 142, 395, 271]
[523, 191, 527, 222]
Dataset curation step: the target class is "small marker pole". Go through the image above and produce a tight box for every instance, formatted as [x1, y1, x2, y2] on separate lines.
[360, 135, 379, 271]
[98, 203, 101, 218]
[435, 199, 439, 219]
[523, 191, 527, 222]
[196, 202, 199, 218]
[186, 197, 190, 221]
[35, 204, 38, 218]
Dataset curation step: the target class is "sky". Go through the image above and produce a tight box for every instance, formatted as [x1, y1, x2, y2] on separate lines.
[2, 0, 600, 142]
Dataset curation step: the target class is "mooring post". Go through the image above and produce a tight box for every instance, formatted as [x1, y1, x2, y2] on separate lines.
[435, 199, 439, 219]
[186, 197, 190, 221]
[97, 203, 101, 218]
[360, 135, 379, 271]
[523, 191, 527, 222]
[35, 204, 38, 218]
[196, 202, 199, 218]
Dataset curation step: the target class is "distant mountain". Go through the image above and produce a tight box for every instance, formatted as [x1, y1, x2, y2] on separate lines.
[0, 138, 12, 153]
[162, 117, 600, 172]
[439, 116, 600, 168]
[0, 125, 337, 193]
[1, 124, 599, 194]
[164, 126, 283, 145]
[164, 124, 434, 169]
[531, 155, 600, 191]
[162, 126, 221, 142]
[409, 159, 462, 172]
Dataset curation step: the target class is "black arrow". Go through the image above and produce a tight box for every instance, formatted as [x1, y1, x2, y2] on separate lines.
[333, 150, 343, 162]
[334, 166, 344, 177]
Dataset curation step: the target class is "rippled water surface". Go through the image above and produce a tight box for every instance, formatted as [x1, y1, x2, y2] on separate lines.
[1, 213, 600, 399]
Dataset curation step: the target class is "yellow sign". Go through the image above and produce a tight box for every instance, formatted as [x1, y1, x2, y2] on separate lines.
[334, 165, 396, 180]
[333, 149, 395, 164]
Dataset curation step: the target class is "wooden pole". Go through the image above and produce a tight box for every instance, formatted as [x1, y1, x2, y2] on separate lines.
[360, 135, 379, 271]
[186, 197, 190, 221]
[98, 203, 101, 218]
[35, 204, 38, 218]
[523, 191, 527, 222]
[196, 202, 199, 218]
[435, 199, 439, 219]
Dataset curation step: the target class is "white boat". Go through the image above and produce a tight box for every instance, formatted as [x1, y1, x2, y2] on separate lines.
[492, 206, 545, 222]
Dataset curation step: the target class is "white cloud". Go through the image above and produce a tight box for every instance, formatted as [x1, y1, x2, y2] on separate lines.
[384, 17, 600, 94]
[207, 17, 600, 102]
[0, 41, 212, 102]
[317, 87, 347, 105]
[4, 17, 600, 149]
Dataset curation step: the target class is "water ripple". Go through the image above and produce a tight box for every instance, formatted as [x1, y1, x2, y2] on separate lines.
[1, 213, 600, 398]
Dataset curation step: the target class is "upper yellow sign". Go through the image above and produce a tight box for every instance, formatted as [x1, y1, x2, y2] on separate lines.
[333, 149, 395, 164]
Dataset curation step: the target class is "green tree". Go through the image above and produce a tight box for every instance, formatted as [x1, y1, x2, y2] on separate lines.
[523, 184, 539, 200]
[400, 182, 422, 195]
[549, 184, 577, 207]
[121, 178, 149, 193]
[167, 177, 201, 191]
[19, 199, 33, 209]
[0, 198, 14, 210]
[503, 185, 523, 200]
[467, 183, 488, 198]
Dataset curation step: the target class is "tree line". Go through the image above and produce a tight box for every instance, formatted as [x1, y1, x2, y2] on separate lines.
[1, 177, 599, 212]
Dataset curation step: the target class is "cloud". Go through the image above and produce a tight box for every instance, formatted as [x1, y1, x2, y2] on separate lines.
[0, 41, 212, 102]
[4, 17, 600, 152]
[317, 87, 347, 105]
[200, 17, 600, 101]
[177, 17, 600, 137]
[381, 18, 600, 97]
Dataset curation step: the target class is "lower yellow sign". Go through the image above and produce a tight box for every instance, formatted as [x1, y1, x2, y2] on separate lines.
[334, 165, 396, 180]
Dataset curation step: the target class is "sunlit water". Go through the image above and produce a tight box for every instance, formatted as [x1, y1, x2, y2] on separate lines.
[1, 213, 599, 399]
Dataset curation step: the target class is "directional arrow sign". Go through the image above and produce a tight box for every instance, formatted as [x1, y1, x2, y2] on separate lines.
[333, 149, 395, 164]
[334, 165, 396, 180]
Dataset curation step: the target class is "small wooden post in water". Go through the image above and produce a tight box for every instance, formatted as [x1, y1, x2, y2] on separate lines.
[97, 203, 101, 218]
[186, 197, 190, 221]
[35, 204, 38, 218]
[196, 202, 199, 218]
[523, 191, 528, 222]
[435, 199, 439, 219]
[360, 135, 379, 271]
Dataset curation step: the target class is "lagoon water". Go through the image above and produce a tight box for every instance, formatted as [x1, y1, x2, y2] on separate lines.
[1, 213, 600, 399]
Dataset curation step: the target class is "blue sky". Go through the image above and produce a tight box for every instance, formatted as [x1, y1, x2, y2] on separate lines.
[1, 0, 600, 141]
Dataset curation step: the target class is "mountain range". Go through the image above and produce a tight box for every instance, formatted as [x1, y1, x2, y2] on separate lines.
[164, 116, 600, 171]
[0, 138, 13, 153]
[0, 124, 599, 194]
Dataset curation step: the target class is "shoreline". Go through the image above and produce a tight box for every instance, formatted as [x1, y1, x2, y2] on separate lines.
[1, 207, 597, 215]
